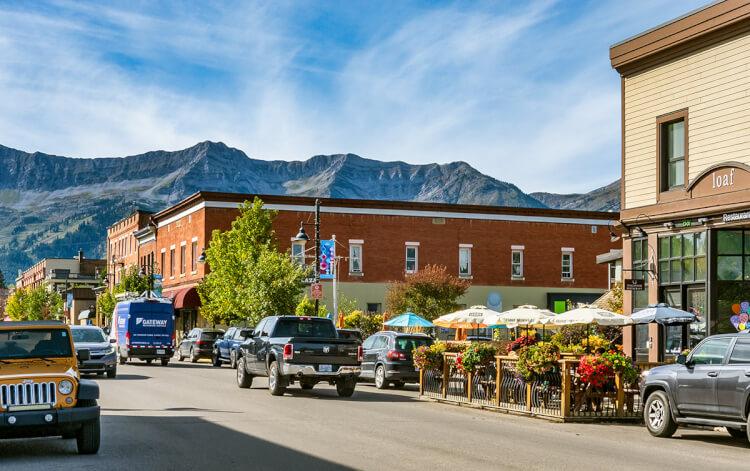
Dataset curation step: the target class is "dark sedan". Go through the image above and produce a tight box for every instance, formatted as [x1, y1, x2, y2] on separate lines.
[177, 328, 224, 363]
[360, 332, 433, 388]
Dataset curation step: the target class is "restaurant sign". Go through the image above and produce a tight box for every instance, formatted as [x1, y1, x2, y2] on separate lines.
[723, 211, 750, 223]
[624, 279, 645, 291]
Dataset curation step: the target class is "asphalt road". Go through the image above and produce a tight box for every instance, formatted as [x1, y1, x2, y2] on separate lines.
[2, 360, 750, 470]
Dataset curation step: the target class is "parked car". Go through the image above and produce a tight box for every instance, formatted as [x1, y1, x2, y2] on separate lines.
[177, 328, 224, 363]
[0, 321, 101, 454]
[641, 332, 750, 441]
[70, 325, 117, 378]
[360, 332, 434, 389]
[337, 329, 363, 343]
[236, 316, 362, 397]
[212, 327, 254, 368]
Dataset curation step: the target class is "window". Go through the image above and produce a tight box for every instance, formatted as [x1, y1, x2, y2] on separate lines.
[561, 252, 573, 279]
[609, 263, 617, 287]
[366, 303, 381, 315]
[191, 242, 198, 272]
[729, 339, 750, 364]
[362, 336, 377, 350]
[180, 245, 186, 275]
[292, 242, 305, 266]
[372, 336, 389, 349]
[690, 338, 732, 365]
[170, 248, 175, 277]
[632, 239, 649, 310]
[161, 252, 165, 277]
[459, 248, 471, 276]
[512, 251, 523, 278]
[659, 114, 686, 191]
[405, 246, 418, 273]
[658, 232, 706, 284]
[350, 245, 362, 273]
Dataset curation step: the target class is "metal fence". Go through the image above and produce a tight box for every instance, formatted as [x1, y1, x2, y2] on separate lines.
[419, 354, 663, 422]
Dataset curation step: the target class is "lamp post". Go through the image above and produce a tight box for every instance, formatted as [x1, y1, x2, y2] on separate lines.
[294, 199, 321, 316]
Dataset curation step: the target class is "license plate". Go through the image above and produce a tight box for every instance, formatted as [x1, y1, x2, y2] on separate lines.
[156, 349, 165, 354]
[319, 364, 332, 372]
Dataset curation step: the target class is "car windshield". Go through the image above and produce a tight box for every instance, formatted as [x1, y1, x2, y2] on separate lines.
[0, 328, 73, 360]
[274, 319, 336, 338]
[200, 332, 222, 341]
[71, 328, 107, 343]
[395, 337, 432, 352]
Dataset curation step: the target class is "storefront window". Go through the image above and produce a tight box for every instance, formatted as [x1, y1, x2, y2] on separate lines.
[687, 287, 707, 345]
[658, 232, 706, 284]
[632, 239, 649, 310]
[714, 229, 750, 335]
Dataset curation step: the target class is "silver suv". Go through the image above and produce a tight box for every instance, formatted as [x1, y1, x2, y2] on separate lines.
[642, 332, 750, 441]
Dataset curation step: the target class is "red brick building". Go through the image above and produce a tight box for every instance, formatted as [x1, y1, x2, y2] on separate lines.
[105, 210, 153, 289]
[143, 192, 619, 335]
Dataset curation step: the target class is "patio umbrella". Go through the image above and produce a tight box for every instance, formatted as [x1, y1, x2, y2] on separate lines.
[433, 306, 490, 329]
[544, 305, 634, 352]
[383, 312, 436, 328]
[629, 303, 696, 325]
[484, 305, 554, 328]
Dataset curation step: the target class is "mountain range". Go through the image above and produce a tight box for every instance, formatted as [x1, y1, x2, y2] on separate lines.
[0, 141, 619, 282]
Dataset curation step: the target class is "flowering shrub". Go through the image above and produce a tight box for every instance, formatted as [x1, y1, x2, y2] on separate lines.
[413, 344, 445, 370]
[516, 343, 560, 381]
[576, 355, 613, 388]
[505, 336, 537, 354]
[601, 350, 640, 386]
[554, 334, 610, 354]
[455, 343, 496, 374]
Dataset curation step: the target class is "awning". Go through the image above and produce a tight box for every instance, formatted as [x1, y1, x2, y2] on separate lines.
[162, 287, 201, 309]
[78, 310, 91, 320]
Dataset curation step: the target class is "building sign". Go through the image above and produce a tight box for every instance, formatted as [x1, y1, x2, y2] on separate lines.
[319, 240, 335, 279]
[723, 211, 750, 223]
[311, 283, 323, 300]
[624, 279, 645, 291]
[689, 164, 750, 198]
[66, 293, 73, 308]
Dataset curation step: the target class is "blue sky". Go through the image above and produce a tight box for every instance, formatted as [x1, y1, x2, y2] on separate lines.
[0, 0, 710, 193]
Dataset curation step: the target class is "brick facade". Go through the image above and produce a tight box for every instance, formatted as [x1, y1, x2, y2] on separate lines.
[106, 210, 153, 289]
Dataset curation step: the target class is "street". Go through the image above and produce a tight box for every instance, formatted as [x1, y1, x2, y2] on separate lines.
[1, 361, 748, 471]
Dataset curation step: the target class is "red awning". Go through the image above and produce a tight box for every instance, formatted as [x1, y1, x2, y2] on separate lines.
[162, 287, 201, 309]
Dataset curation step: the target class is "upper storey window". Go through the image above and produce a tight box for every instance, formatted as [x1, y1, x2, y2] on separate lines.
[658, 110, 687, 193]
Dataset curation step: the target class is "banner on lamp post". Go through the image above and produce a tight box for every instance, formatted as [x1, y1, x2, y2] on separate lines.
[319, 240, 335, 279]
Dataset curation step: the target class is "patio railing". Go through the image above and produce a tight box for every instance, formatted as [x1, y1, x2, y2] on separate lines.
[419, 354, 665, 421]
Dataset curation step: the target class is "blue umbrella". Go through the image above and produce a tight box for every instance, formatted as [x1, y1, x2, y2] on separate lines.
[630, 303, 696, 325]
[383, 312, 436, 328]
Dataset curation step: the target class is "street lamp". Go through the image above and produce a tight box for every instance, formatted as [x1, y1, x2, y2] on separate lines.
[197, 248, 207, 264]
[294, 199, 321, 316]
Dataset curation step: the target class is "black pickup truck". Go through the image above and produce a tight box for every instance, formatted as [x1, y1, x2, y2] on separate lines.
[236, 316, 362, 397]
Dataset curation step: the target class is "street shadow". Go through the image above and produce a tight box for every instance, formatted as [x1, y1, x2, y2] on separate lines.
[150, 362, 221, 370]
[103, 407, 241, 414]
[106, 374, 151, 381]
[278, 386, 419, 403]
[0, 415, 356, 470]
[676, 432, 750, 449]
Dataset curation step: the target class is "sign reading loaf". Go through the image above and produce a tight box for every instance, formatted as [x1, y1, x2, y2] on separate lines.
[689, 163, 750, 198]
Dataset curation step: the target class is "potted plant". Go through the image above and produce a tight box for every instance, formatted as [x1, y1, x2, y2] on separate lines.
[455, 343, 496, 375]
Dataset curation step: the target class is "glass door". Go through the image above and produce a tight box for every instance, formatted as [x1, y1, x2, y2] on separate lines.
[686, 286, 707, 347]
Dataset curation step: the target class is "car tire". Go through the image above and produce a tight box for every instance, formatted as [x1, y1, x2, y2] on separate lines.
[189, 348, 197, 363]
[106, 369, 116, 379]
[336, 379, 356, 397]
[161, 358, 169, 366]
[76, 417, 100, 455]
[644, 391, 678, 438]
[300, 380, 315, 390]
[375, 365, 388, 389]
[230, 350, 237, 369]
[212, 351, 221, 367]
[237, 357, 253, 389]
[728, 427, 746, 439]
[176, 349, 184, 361]
[268, 361, 286, 396]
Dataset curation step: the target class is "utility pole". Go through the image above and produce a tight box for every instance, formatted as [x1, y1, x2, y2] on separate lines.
[314, 198, 321, 317]
[332, 234, 337, 322]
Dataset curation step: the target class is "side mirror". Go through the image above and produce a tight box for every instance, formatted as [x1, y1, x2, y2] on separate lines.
[77, 348, 91, 362]
[109, 338, 117, 344]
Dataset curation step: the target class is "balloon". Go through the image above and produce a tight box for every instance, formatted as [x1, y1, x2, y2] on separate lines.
[731, 315, 741, 330]
[733, 304, 741, 314]
[741, 313, 749, 324]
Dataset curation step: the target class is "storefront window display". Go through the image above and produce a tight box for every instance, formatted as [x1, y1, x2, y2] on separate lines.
[715, 229, 750, 335]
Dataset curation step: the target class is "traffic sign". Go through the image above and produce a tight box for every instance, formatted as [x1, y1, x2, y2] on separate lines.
[311, 283, 323, 299]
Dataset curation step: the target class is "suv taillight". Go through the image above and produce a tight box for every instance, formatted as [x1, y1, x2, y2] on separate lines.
[283, 344, 293, 360]
[357, 346, 363, 362]
[387, 350, 405, 360]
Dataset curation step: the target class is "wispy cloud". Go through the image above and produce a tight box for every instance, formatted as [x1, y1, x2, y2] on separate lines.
[0, 0, 709, 193]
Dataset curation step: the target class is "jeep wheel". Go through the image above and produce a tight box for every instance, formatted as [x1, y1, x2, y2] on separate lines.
[268, 361, 286, 396]
[76, 417, 100, 454]
[230, 350, 237, 369]
[336, 379, 356, 397]
[644, 391, 678, 438]
[237, 357, 253, 388]
[728, 427, 746, 439]
[189, 348, 197, 363]
[375, 365, 388, 389]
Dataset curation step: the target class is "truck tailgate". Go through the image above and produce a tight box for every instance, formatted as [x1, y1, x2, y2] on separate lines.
[285, 338, 360, 366]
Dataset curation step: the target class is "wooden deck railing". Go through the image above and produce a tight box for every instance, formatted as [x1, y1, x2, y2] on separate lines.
[419, 354, 665, 421]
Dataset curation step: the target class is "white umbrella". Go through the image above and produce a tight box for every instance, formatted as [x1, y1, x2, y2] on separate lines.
[484, 305, 554, 328]
[544, 306, 634, 326]
[433, 305, 491, 328]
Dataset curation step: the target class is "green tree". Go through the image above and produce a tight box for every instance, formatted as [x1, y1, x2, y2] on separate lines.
[336, 294, 358, 316]
[198, 198, 308, 325]
[7, 286, 63, 321]
[6, 289, 27, 321]
[97, 290, 118, 325]
[385, 264, 469, 321]
[343, 310, 383, 337]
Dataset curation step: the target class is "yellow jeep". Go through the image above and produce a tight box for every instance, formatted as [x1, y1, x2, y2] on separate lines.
[0, 321, 100, 454]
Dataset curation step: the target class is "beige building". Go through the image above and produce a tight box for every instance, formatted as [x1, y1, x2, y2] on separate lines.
[612, 0, 750, 361]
